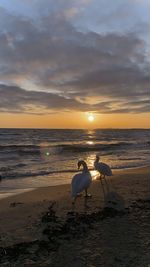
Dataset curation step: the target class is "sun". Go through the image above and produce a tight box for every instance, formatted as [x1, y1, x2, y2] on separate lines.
[88, 114, 95, 122]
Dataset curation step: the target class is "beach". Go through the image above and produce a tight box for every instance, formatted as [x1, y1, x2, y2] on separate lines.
[0, 166, 149, 266]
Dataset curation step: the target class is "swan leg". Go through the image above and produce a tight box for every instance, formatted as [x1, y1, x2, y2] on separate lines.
[102, 174, 105, 179]
[103, 175, 110, 192]
[84, 189, 92, 198]
[97, 173, 102, 180]
[72, 196, 77, 205]
[100, 174, 105, 180]
[100, 177, 106, 199]
[84, 197, 90, 209]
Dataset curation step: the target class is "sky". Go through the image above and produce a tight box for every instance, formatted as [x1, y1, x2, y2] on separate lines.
[0, 0, 150, 128]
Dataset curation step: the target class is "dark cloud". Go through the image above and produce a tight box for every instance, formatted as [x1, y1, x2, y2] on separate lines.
[0, 3, 150, 115]
[0, 84, 90, 113]
[0, 84, 149, 114]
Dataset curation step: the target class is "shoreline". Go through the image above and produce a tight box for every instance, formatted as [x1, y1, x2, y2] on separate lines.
[0, 164, 149, 201]
[0, 165, 149, 221]
[0, 166, 149, 266]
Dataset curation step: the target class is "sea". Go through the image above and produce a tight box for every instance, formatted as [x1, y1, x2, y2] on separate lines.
[0, 128, 150, 199]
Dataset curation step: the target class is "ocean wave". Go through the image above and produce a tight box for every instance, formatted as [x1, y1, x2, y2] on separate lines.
[119, 157, 142, 161]
[0, 163, 26, 173]
[0, 168, 79, 180]
[1, 162, 149, 180]
[0, 144, 40, 151]
[0, 142, 133, 155]
[57, 142, 132, 153]
[0, 141, 148, 157]
[0, 145, 49, 156]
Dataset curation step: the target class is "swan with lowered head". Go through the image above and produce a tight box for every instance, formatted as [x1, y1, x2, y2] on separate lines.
[71, 160, 92, 203]
[94, 155, 112, 179]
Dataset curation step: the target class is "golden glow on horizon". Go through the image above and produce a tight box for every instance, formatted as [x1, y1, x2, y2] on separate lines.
[0, 112, 150, 128]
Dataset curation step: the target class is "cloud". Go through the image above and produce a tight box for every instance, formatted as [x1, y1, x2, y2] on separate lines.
[0, 2, 149, 115]
[0, 84, 91, 114]
[0, 83, 149, 115]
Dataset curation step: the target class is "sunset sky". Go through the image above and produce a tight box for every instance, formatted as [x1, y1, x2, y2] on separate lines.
[0, 0, 150, 128]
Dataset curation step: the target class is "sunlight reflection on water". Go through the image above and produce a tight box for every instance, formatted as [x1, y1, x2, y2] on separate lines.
[90, 170, 99, 180]
[86, 141, 94, 145]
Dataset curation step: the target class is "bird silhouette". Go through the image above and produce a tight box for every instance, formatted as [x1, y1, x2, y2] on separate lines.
[71, 160, 92, 204]
[94, 155, 113, 196]
[94, 155, 112, 179]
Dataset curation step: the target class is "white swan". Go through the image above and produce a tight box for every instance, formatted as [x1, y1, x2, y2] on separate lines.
[71, 160, 92, 203]
[94, 155, 112, 179]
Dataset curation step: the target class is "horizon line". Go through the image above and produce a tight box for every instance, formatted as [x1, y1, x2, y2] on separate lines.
[0, 127, 150, 130]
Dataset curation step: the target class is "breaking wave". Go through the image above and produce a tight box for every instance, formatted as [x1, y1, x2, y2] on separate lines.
[0, 141, 135, 156]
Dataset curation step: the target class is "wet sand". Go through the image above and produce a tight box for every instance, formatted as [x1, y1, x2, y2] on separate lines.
[0, 166, 149, 266]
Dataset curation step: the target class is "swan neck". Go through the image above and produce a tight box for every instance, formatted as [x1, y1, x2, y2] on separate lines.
[82, 162, 88, 172]
[95, 158, 99, 164]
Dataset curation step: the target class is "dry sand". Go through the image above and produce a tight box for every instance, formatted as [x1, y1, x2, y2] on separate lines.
[0, 166, 149, 266]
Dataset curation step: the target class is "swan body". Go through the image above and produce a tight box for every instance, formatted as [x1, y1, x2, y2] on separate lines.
[94, 155, 112, 178]
[71, 160, 92, 199]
